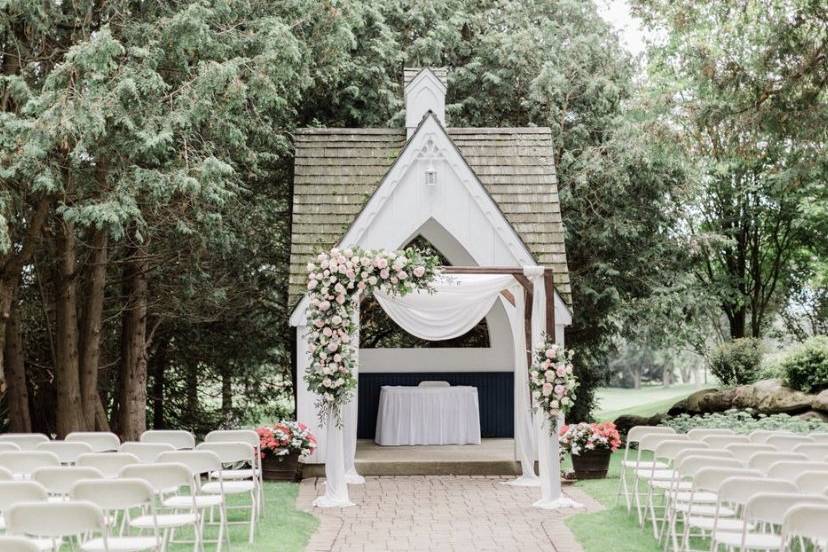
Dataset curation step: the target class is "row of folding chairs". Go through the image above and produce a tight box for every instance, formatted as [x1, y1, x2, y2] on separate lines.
[0, 430, 264, 552]
[618, 426, 828, 551]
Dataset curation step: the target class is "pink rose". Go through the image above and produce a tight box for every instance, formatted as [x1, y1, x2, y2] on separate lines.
[380, 269, 390, 279]
[397, 271, 407, 280]
[544, 370, 555, 382]
[556, 366, 567, 377]
[542, 382, 553, 397]
[314, 319, 324, 328]
[307, 279, 318, 290]
[554, 385, 565, 397]
[336, 294, 346, 304]
[318, 301, 331, 312]
[376, 258, 388, 269]
[413, 266, 426, 278]
[327, 342, 338, 352]
[322, 327, 333, 337]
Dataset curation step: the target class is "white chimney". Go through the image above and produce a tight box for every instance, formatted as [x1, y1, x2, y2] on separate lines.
[404, 67, 448, 138]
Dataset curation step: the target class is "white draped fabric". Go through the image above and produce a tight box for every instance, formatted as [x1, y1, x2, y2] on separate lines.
[373, 274, 515, 340]
[343, 305, 365, 485]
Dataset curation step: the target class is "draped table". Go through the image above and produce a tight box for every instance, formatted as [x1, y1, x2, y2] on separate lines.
[374, 385, 482, 446]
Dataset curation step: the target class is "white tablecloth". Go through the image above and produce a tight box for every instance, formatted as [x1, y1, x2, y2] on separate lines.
[375, 386, 482, 446]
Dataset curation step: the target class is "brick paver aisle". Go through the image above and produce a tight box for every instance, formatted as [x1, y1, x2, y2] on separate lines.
[297, 476, 603, 552]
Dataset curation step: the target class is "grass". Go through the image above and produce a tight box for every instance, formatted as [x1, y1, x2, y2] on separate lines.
[565, 451, 663, 552]
[594, 384, 701, 421]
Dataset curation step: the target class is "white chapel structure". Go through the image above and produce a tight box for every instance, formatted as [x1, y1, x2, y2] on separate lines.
[288, 68, 573, 465]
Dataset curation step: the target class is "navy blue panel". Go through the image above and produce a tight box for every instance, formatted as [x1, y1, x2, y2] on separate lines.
[357, 372, 514, 439]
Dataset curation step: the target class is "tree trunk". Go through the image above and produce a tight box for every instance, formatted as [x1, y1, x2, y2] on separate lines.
[728, 306, 747, 339]
[118, 241, 149, 441]
[185, 363, 198, 428]
[150, 336, 168, 429]
[221, 369, 232, 423]
[54, 219, 86, 436]
[79, 230, 108, 428]
[4, 293, 31, 432]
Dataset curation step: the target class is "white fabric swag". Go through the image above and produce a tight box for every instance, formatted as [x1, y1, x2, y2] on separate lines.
[373, 274, 515, 340]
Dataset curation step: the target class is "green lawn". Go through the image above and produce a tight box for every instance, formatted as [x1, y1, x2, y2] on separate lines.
[594, 384, 701, 421]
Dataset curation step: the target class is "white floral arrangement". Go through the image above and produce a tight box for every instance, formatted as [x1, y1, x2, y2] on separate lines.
[528, 338, 578, 432]
[305, 246, 440, 423]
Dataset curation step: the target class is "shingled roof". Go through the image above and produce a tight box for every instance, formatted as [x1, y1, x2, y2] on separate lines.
[289, 126, 571, 308]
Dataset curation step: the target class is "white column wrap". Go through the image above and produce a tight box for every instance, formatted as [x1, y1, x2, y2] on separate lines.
[343, 303, 365, 485]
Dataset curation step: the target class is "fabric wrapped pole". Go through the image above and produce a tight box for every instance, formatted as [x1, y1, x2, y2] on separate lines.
[373, 274, 515, 340]
[313, 421, 354, 508]
[503, 286, 539, 486]
[343, 302, 365, 485]
[534, 414, 582, 510]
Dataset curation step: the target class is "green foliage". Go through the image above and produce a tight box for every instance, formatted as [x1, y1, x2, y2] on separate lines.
[662, 410, 827, 434]
[709, 338, 763, 386]
[780, 336, 828, 393]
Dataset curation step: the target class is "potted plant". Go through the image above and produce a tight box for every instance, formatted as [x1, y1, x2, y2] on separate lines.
[559, 421, 621, 479]
[256, 421, 317, 481]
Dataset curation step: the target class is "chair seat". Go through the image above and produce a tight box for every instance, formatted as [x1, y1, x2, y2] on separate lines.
[637, 469, 676, 481]
[672, 491, 718, 503]
[163, 495, 223, 509]
[714, 531, 782, 550]
[651, 480, 692, 490]
[623, 460, 668, 469]
[130, 513, 198, 529]
[210, 468, 259, 480]
[689, 516, 752, 532]
[674, 502, 735, 517]
[82, 536, 160, 552]
[27, 538, 62, 551]
[201, 481, 255, 494]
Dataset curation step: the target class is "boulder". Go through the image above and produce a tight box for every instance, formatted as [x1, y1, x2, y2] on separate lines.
[812, 390, 828, 413]
[668, 388, 733, 415]
[613, 413, 665, 441]
[731, 379, 812, 414]
[798, 410, 828, 423]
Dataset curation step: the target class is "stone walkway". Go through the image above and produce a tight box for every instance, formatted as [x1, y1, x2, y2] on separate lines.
[297, 476, 603, 552]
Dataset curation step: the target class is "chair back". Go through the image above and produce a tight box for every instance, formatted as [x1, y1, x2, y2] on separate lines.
[767, 461, 828, 481]
[653, 440, 707, 463]
[31, 466, 104, 496]
[0, 481, 48, 510]
[766, 434, 815, 450]
[139, 430, 195, 450]
[205, 429, 259, 447]
[724, 443, 775, 463]
[0, 536, 40, 552]
[674, 448, 733, 466]
[196, 442, 255, 465]
[6, 500, 103, 539]
[676, 455, 744, 479]
[782, 504, 828, 545]
[687, 428, 734, 440]
[35, 441, 94, 464]
[0, 434, 49, 451]
[795, 471, 828, 495]
[748, 452, 808, 472]
[0, 451, 60, 477]
[717, 477, 797, 507]
[70, 478, 154, 511]
[702, 434, 750, 449]
[65, 432, 120, 453]
[692, 467, 762, 493]
[746, 492, 828, 526]
[626, 426, 675, 445]
[0, 466, 14, 481]
[76, 452, 140, 478]
[809, 433, 828, 444]
[157, 450, 222, 477]
[119, 442, 176, 463]
[638, 433, 688, 453]
[418, 381, 450, 387]
[119, 462, 194, 494]
[793, 443, 828, 461]
[0, 442, 22, 453]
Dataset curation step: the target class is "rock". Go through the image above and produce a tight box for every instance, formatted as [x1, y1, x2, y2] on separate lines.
[613, 413, 665, 441]
[732, 379, 812, 414]
[812, 390, 828, 413]
[798, 410, 828, 423]
[668, 388, 733, 415]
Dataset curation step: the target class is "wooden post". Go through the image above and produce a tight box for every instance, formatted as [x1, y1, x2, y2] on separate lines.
[543, 270, 556, 342]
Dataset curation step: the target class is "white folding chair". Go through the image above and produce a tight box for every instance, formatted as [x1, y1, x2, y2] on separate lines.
[781, 503, 828, 550]
[766, 460, 828, 481]
[724, 443, 775, 463]
[120, 442, 176, 463]
[0, 536, 40, 552]
[31, 466, 104, 500]
[76, 453, 140, 479]
[158, 451, 229, 552]
[0, 452, 60, 479]
[747, 451, 808, 473]
[0, 466, 14, 481]
[35, 441, 94, 465]
[70, 478, 162, 552]
[204, 429, 264, 515]
[702, 434, 750, 449]
[765, 434, 815, 450]
[418, 381, 450, 387]
[795, 471, 828, 496]
[139, 430, 195, 451]
[616, 426, 676, 511]
[5, 501, 105, 552]
[0, 443, 22, 453]
[629, 433, 687, 525]
[687, 428, 734, 440]
[809, 432, 828, 444]
[196, 442, 258, 543]
[0, 435, 49, 451]
[65, 432, 121, 453]
[717, 492, 828, 551]
[792, 443, 828, 461]
[0, 481, 48, 535]
[119, 463, 202, 551]
[748, 430, 778, 443]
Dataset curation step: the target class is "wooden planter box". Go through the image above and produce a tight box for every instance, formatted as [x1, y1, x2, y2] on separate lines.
[570, 449, 611, 480]
[262, 452, 301, 481]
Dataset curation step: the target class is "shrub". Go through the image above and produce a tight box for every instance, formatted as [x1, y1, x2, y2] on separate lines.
[780, 336, 828, 393]
[662, 409, 827, 434]
[709, 338, 763, 386]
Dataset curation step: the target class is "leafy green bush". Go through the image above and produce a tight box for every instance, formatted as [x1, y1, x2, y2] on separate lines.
[709, 338, 763, 386]
[662, 409, 826, 434]
[780, 336, 828, 393]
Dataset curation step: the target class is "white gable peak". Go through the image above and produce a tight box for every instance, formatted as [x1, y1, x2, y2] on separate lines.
[404, 68, 447, 138]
